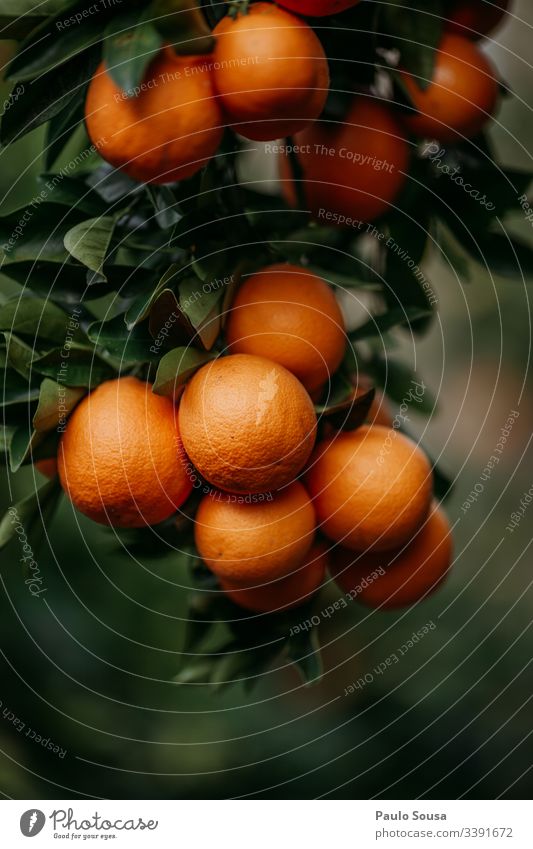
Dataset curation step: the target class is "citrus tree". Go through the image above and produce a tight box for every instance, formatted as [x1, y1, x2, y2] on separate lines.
[0, 0, 527, 687]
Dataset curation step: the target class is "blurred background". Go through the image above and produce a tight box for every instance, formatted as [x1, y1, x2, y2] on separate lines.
[0, 0, 532, 799]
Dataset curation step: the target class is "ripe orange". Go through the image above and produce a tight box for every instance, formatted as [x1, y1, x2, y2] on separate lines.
[275, 0, 361, 16]
[447, 0, 510, 39]
[401, 34, 499, 143]
[179, 354, 317, 493]
[332, 504, 453, 608]
[211, 3, 329, 141]
[58, 377, 192, 527]
[279, 97, 409, 223]
[225, 263, 346, 393]
[221, 540, 328, 612]
[35, 458, 58, 479]
[305, 425, 432, 552]
[85, 48, 223, 184]
[195, 481, 316, 582]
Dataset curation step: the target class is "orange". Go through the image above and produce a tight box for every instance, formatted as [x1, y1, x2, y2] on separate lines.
[211, 3, 329, 141]
[275, 0, 360, 16]
[220, 540, 328, 612]
[35, 458, 58, 479]
[58, 377, 192, 527]
[306, 425, 432, 552]
[331, 504, 453, 608]
[447, 0, 510, 39]
[179, 354, 317, 493]
[401, 34, 499, 143]
[225, 263, 346, 393]
[279, 97, 409, 223]
[85, 48, 223, 184]
[195, 481, 316, 582]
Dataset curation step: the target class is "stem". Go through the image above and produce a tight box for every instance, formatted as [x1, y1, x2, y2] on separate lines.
[285, 136, 307, 211]
[228, 0, 250, 19]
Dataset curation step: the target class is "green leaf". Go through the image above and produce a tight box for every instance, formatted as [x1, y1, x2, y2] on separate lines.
[9, 421, 42, 472]
[286, 629, 323, 686]
[178, 273, 227, 351]
[182, 592, 219, 656]
[0, 424, 17, 453]
[146, 185, 182, 229]
[31, 348, 114, 387]
[125, 263, 181, 328]
[0, 203, 85, 265]
[381, 0, 443, 90]
[318, 385, 376, 433]
[429, 145, 533, 225]
[434, 221, 472, 282]
[0, 48, 99, 146]
[7, 10, 104, 82]
[211, 643, 281, 692]
[0, 295, 86, 345]
[64, 216, 116, 279]
[103, 9, 162, 96]
[444, 217, 533, 279]
[350, 307, 432, 342]
[0, 0, 67, 13]
[86, 164, 141, 204]
[2, 332, 35, 378]
[473, 234, 533, 279]
[150, 0, 215, 54]
[0, 369, 41, 406]
[44, 96, 86, 169]
[0, 477, 61, 556]
[173, 659, 219, 685]
[384, 250, 436, 330]
[1, 296, 85, 345]
[153, 346, 215, 398]
[371, 356, 436, 415]
[1, 260, 154, 304]
[0, 2, 68, 38]
[87, 313, 159, 363]
[148, 288, 197, 349]
[32, 378, 85, 433]
[37, 173, 107, 216]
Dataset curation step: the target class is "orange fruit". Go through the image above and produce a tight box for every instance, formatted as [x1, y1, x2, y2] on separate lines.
[279, 96, 409, 223]
[306, 425, 432, 552]
[85, 48, 223, 184]
[225, 263, 346, 393]
[221, 540, 328, 612]
[195, 481, 316, 582]
[401, 34, 499, 143]
[331, 504, 452, 608]
[447, 0, 510, 39]
[275, 0, 360, 16]
[211, 3, 329, 141]
[58, 377, 192, 527]
[179, 354, 317, 493]
[35, 458, 58, 479]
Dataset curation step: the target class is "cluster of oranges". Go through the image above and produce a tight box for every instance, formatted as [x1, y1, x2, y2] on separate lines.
[84, 0, 508, 222]
[53, 264, 453, 613]
[46, 0, 516, 613]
